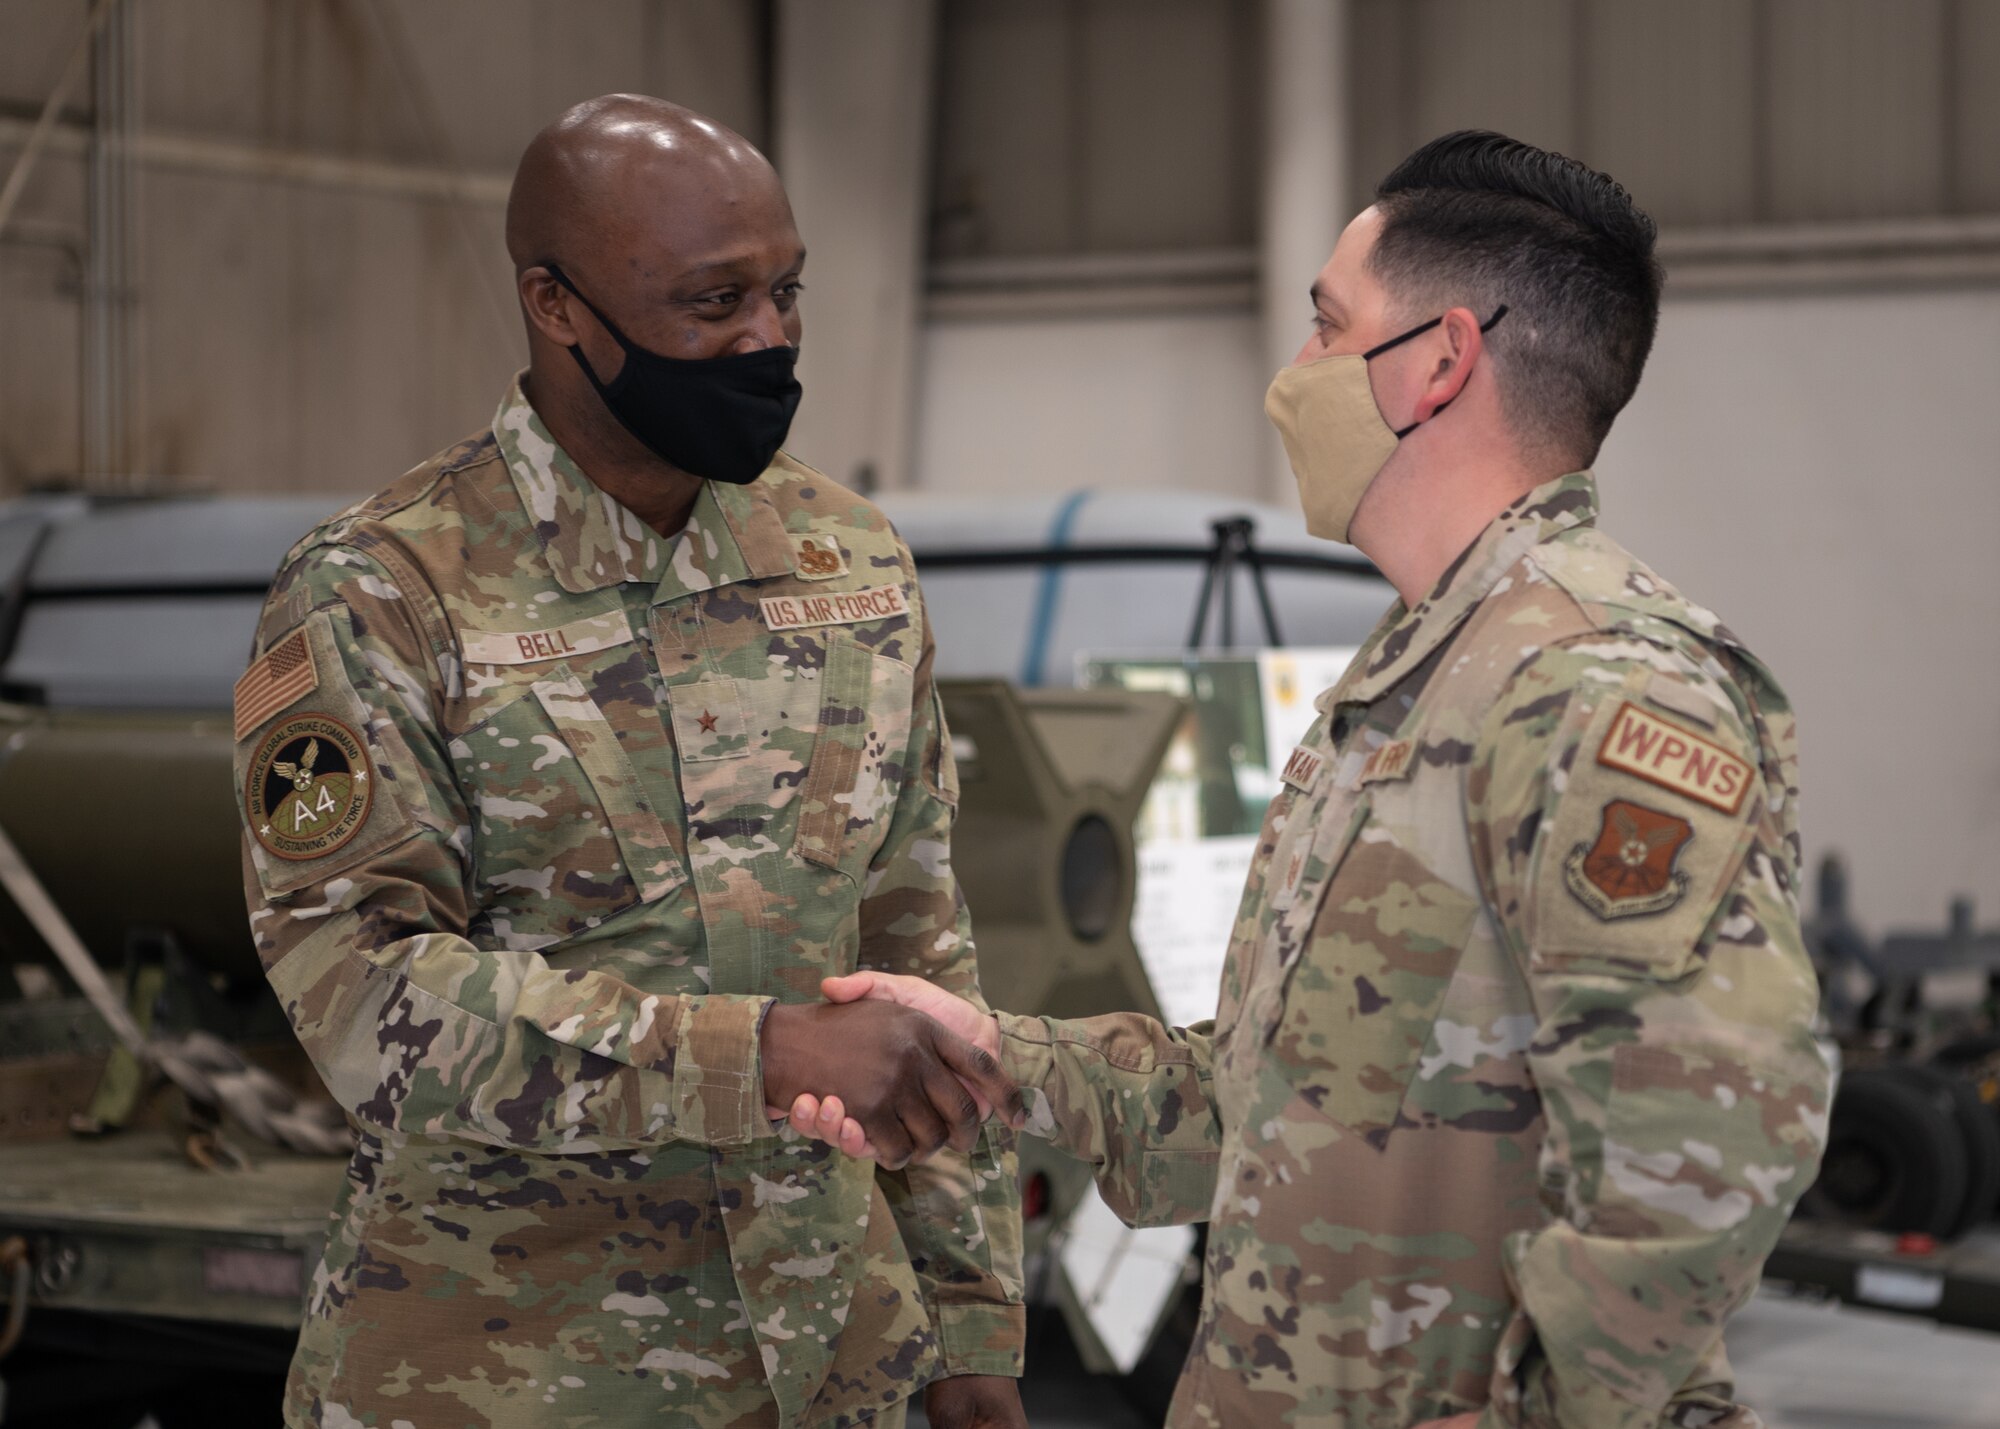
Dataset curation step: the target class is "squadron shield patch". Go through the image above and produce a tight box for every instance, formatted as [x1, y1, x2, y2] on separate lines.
[246, 713, 372, 862]
[1563, 798, 1693, 920]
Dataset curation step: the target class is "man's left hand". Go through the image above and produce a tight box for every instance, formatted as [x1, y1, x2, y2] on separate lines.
[1411, 1414, 1481, 1428]
[924, 1374, 1027, 1429]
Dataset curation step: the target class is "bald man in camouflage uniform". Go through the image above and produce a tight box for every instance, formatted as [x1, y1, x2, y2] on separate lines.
[234, 96, 1024, 1429]
[794, 133, 1831, 1427]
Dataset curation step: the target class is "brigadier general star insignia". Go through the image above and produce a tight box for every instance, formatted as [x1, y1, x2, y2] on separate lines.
[1563, 798, 1693, 920]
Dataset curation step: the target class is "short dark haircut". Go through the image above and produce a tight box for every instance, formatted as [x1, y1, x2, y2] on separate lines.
[1371, 130, 1663, 466]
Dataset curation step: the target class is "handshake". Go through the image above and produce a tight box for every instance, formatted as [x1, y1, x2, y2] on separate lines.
[760, 972, 1020, 1169]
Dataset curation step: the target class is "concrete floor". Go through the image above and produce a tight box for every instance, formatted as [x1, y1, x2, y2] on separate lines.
[1729, 1292, 2000, 1429]
[911, 1289, 2000, 1428]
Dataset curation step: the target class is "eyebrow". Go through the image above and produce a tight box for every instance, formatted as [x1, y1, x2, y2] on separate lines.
[1309, 283, 1345, 321]
[670, 248, 808, 286]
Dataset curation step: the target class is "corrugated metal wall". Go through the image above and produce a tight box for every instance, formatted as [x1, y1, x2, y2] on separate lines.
[0, 0, 764, 495]
[7, 0, 2000, 496]
[1352, 0, 1997, 225]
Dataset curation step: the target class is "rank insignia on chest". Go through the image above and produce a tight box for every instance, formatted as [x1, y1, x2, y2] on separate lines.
[245, 713, 372, 862]
[792, 534, 849, 581]
[1563, 798, 1692, 920]
[1358, 738, 1416, 786]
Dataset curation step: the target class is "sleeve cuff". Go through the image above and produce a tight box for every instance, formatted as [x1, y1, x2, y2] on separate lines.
[995, 1011, 1056, 1133]
[1496, 1346, 1663, 1429]
[670, 995, 775, 1147]
[933, 1300, 1027, 1379]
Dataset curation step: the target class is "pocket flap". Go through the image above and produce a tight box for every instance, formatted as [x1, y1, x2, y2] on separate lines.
[1269, 827, 1480, 1147]
[667, 677, 748, 762]
[793, 634, 913, 877]
[531, 673, 685, 902]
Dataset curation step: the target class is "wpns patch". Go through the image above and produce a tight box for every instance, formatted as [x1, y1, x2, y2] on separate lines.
[247, 714, 372, 861]
[1563, 798, 1692, 920]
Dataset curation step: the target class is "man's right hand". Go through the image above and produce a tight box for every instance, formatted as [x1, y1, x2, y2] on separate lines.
[782, 973, 1006, 1161]
[760, 996, 1022, 1170]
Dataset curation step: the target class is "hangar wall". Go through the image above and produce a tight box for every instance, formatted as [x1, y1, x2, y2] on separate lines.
[0, 0, 763, 494]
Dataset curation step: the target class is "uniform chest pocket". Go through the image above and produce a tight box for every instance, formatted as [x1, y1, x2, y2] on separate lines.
[454, 667, 684, 948]
[663, 631, 914, 885]
[1267, 824, 1480, 1149]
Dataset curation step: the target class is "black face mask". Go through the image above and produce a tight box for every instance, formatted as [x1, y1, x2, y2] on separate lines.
[545, 263, 803, 485]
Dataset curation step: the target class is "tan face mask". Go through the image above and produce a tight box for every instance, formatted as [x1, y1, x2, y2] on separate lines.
[1264, 305, 1508, 544]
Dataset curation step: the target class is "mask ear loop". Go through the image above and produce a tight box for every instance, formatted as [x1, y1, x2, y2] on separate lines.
[1371, 304, 1510, 438]
[541, 263, 640, 388]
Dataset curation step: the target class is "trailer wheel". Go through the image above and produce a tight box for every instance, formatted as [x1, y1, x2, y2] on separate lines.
[1934, 1031, 2000, 1227]
[1906, 1055, 2000, 1235]
[1801, 1065, 1969, 1237]
[1932, 1030, 2000, 1073]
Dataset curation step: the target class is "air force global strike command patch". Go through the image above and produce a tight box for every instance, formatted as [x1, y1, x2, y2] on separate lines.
[246, 713, 372, 861]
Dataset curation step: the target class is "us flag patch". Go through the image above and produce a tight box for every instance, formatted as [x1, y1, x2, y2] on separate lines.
[233, 628, 319, 741]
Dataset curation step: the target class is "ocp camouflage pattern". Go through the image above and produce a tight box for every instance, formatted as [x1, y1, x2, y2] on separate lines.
[997, 472, 1830, 1428]
[233, 378, 1023, 1428]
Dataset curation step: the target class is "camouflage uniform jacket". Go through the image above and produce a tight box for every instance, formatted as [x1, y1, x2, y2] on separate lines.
[233, 379, 1023, 1428]
[996, 473, 1830, 1428]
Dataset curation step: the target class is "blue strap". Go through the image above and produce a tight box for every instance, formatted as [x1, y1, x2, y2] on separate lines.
[1019, 489, 1092, 687]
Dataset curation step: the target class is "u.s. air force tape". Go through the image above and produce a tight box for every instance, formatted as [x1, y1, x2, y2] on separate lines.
[760, 584, 909, 632]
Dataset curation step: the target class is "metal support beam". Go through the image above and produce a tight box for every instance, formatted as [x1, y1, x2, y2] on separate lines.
[773, 0, 936, 494]
[1259, 0, 1351, 507]
[0, 0, 114, 242]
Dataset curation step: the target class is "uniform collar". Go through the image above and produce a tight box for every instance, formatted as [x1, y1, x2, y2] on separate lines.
[493, 374, 796, 600]
[1319, 470, 1600, 712]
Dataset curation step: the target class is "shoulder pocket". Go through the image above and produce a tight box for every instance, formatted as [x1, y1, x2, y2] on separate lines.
[1529, 679, 1759, 981]
[922, 683, 960, 808]
[237, 609, 418, 899]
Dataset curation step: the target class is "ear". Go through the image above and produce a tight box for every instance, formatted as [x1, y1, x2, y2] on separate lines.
[1406, 306, 1488, 424]
[517, 265, 579, 348]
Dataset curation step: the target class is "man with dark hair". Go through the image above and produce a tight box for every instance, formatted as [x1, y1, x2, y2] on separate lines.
[233, 94, 1028, 1429]
[791, 131, 1831, 1428]
[1371, 130, 1664, 467]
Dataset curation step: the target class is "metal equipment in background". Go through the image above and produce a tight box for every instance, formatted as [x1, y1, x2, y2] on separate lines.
[938, 679, 1200, 1381]
[1765, 858, 2000, 1335]
[945, 681, 1181, 1022]
[884, 488, 1390, 689]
